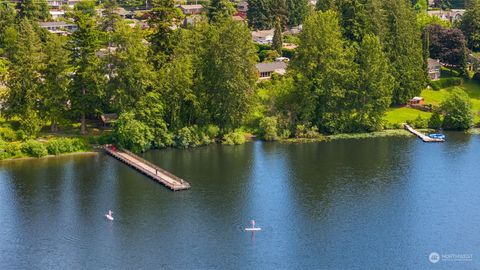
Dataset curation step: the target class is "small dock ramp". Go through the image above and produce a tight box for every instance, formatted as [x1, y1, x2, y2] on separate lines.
[403, 124, 445, 143]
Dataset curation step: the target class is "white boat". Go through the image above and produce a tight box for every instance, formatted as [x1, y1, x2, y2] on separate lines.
[105, 210, 114, 221]
[245, 220, 261, 231]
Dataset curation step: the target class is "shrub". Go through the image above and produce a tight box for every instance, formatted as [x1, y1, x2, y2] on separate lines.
[407, 115, 428, 129]
[0, 127, 17, 142]
[4, 142, 22, 159]
[21, 140, 48, 158]
[441, 89, 473, 130]
[173, 126, 211, 149]
[295, 124, 321, 139]
[428, 111, 443, 129]
[429, 77, 463, 90]
[205, 125, 220, 139]
[113, 112, 154, 153]
[259, 117, 278, 141]
[223, 131, 246, 145]
[19, 114, 43, 137]
[473, 72, 480, 81]
[46, 138, 89, 155]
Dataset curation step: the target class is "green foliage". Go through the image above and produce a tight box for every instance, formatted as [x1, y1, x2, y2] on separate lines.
[272, 17, 283, 55]
[222, 131, 247, 145]
[382, 0, 425, 104]
[207, 0, 236, 23]
[67, 11, 105, 134]
[291, 10, 355, 133]
[441, 89, 473, 130]
[259, 116, 278, 141]
[46, 138, 89, 155]
[17, 0, 51, 21]
[428, 110, 443, 129]
[295, 124, 321, 139]
[430, 77, 463, 90]
[147, 0, 183, 67]
[113, 112, 154, 153]
[107, 21, 154, 112]
[21, 140, 48, 158]
[198, 19, 257, 129]
[0, 127, 17, 142]
[459, 0, 480, 51]
[0, 141, 23, 160]
[173, 126, 211, 149]
[406, 115, 428, 128]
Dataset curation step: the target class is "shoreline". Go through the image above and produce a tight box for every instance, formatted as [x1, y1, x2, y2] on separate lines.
[0, 150, 100, 162]
[0, 129, 474, 162]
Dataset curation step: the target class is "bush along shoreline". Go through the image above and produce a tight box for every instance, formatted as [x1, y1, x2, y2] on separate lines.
[0, 137, 91, 160]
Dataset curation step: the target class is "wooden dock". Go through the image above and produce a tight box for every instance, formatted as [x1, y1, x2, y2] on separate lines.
[104, 147, 191, 191]
[403, 124, 445, 143]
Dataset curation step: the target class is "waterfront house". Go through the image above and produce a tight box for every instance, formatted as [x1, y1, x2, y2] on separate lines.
[428, 58, 441, 80]
[256, 61, 288, 80]
[179, 5, 203, 15]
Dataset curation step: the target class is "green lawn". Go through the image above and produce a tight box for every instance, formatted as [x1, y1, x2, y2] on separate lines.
[384, 80, 480, 126]
[384, 107, 432, 126]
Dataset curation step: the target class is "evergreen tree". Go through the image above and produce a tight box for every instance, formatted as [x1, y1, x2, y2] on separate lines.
[158, 29, 199, 129]
[285, 0, 308, 27]
[101, 0, 121, 32]
[67, 12, 105, 134]
[17, 0, 51, 21]
[291, 10, 355, 133]
[354, 34, 393, 131]
[147, 0, 183, 67]
[207, 0, 236, 23]
[198, 19, 257, 130]
[0, 3, 16, 55]
[3, 19, 45, 133]
[41, 34, 70, 132]
[272, 17, 283, 55]
[247, 0, 274, 30]
[316, 0, 336, 11]
[459, 0, 480, 51]
[382, 0, 424, 104]
[106, 22, 154, 112]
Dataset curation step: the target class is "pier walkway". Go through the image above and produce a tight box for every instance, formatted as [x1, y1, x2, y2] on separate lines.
[403, 124, 445, 143]
[104, 146, 191, 191]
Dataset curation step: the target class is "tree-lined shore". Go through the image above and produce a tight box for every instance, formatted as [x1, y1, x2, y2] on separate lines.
[0, 0, 479, 158]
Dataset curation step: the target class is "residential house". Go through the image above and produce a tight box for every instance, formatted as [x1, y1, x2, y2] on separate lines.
[179, 5, 203, 15]
[256, 61, 288, 80]
[49, 9, 65, 19]
[427, 9, 465, 23]
[428, 58, 441, 80]
[252, 29, 274, 44]
[39, 21, 77, 34]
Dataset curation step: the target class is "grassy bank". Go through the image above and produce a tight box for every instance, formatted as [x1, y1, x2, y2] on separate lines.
[383, 80, 480, 127]
[281, 129, 413, 143]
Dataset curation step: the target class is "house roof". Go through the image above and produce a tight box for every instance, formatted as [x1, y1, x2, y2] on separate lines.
[180, 4, 203, 10]
[252, 29, 274, 39]
[39, 21, 75, 27]
[256, 62, 288, 73]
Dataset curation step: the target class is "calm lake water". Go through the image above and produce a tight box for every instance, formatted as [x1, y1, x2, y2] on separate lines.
[1, 134, 480, 269]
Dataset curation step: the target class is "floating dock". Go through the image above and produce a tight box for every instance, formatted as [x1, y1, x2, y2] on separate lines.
[104, 147, 191, 191]
[403, 124, 445, 143]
